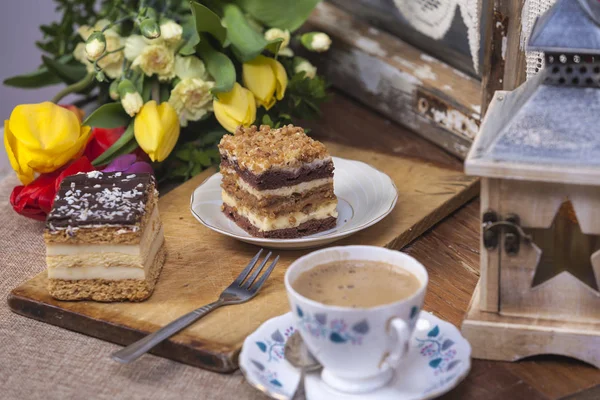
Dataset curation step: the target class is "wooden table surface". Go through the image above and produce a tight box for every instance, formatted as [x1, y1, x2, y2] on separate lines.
[3, 91, 598, 400]
[308, 94, 600, 400]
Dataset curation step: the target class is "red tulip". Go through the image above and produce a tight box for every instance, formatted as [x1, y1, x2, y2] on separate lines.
[10, 157, 95, 221]
[84, 126, 126, 163]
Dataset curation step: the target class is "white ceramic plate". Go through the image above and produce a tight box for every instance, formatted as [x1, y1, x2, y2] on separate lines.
[190, 157, 398, 250]
[239, 312, 471, 400]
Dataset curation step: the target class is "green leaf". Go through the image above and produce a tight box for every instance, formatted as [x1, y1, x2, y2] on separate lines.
[190, 2, 227, 46]
[179, 15, 201, 56]
[262, 114, 274, 126]
[223, 4, 277, 62]
[41, 55, 87, 84]
[100, 139, 140, 166]
[176, 147, 193, 161]
[171, 164, 192, 178]
[205, 147, 221, 161]
[194, 149, 212, 167]
[266, 38, 284, 56]
[83, 103, 131, 129]
[197, 37, 236, 94]
[134, 73, 145, 94]
[191, 163, 204, 176]
[3, 67, 62, 88]
[141, 78, 152, 102]
[234, 0, 320, 31]
[199, 129, 227, 145]
[160, 84, 171, 103]
[91, 123, 136, 167]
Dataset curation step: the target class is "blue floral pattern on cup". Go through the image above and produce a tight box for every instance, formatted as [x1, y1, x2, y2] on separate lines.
[249, 359, 284, 388]
[417, 325, 461, 376]
[255, 326, 295, 362]
[295, 306, 369, 345]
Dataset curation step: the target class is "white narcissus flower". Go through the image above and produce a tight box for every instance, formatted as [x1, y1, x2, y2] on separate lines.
[125, 35, 177, 81]
[169, 55, 214, 126]
[118, 79, 143, 116]
[127, 41, 175, 81]
[169, 78, 215, 126]
[73, 42, 91, 70]
[278, 47, 294, 58]
[174, 55, 208, 80]
[109, 80, 120, 100]
[75, 19, 124, 79]
[124, 35, 147, 61]
[311, 33, 331, 52]
[85, 32, 106, 60]
[301, 32, 332, 53]
[294, 59, 317, 79]
[264, 28, 290, 49]
[140, 19, 161, 39]
[160, 19, 183, 46]
[121, 91, 144, 117]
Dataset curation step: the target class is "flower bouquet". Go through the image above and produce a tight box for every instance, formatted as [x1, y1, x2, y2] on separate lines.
[4, 0, 331, 220]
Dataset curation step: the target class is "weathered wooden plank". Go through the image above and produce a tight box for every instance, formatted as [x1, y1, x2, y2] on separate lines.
[479, 178, 500, 312]
[481, 0, 528, 114]
[305, 3, 482, 159]
[326, 0, 481, 76]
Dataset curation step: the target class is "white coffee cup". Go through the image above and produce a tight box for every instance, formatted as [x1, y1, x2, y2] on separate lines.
[284, 245, 428, 394]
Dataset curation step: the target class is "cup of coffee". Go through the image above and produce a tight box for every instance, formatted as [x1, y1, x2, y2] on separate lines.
[284, 245, 428, 394]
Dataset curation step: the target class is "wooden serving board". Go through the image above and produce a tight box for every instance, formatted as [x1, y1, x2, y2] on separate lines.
[8, 94, 478, 373]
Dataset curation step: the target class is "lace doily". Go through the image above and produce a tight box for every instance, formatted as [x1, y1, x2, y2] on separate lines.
[392, 0, 481, 72]
[521, 0, 557, 79]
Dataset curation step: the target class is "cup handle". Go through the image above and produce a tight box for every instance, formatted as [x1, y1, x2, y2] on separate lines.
[384, 318, 410, 368]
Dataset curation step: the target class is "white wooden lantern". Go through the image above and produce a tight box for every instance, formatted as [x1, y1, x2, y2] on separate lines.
[462, 0, 600, 367]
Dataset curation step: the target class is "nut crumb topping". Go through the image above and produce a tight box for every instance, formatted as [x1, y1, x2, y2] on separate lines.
[218, 125, 330, 173]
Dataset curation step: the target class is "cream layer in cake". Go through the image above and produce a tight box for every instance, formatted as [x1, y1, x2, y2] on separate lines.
[221, 166, 332, 198]
[222, 191, 337, 231]
[47, 225, 164, 280]
[46, 207, 160, 269]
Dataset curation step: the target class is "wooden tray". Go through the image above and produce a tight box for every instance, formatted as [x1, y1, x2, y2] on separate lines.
[7, 95, 478, 373]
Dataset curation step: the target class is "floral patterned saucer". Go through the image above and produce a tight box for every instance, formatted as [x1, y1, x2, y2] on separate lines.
[239, 311, 471, 400]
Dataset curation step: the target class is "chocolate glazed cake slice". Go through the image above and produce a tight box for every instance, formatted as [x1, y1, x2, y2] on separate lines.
[218, 125, 338, 238]
[44, 171, 166, 302]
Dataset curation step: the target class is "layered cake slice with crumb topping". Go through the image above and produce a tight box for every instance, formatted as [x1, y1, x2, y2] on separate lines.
[44, 171, 166, 302]
[218, 125, 338, 238]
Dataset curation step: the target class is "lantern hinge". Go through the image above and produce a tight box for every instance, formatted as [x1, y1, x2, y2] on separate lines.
[482, 211, 532, 256]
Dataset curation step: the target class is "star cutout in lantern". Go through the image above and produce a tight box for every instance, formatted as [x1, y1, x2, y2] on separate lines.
[527, 201, 600, 291]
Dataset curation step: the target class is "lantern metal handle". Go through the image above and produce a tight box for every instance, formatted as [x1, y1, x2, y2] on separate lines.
[482, 212, 532, 256]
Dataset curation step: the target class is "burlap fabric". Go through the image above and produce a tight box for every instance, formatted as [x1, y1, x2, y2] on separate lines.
[0, 175, 265, 400]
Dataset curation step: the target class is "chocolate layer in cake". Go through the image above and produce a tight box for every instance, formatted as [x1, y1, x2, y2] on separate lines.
[48, 171, 153, 229]
[45, 171, 157, 244]
[223, 204, 337, 238]
[220, 157, 334, 190]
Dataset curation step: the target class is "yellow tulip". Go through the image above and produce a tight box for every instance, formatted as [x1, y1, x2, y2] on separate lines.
[4, 102, 91, 185]
[242, 55, 287, 110]
[134, 101, 180, 162]
[213, 83, 257, 133]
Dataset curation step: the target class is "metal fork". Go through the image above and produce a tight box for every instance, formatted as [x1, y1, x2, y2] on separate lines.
[111, 249, 279, 363]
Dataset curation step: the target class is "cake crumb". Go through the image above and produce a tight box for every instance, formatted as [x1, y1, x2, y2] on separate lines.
[218, 125, 330, 173]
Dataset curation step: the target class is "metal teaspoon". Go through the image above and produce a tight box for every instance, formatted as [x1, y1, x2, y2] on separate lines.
[284, 331, 322, 400]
